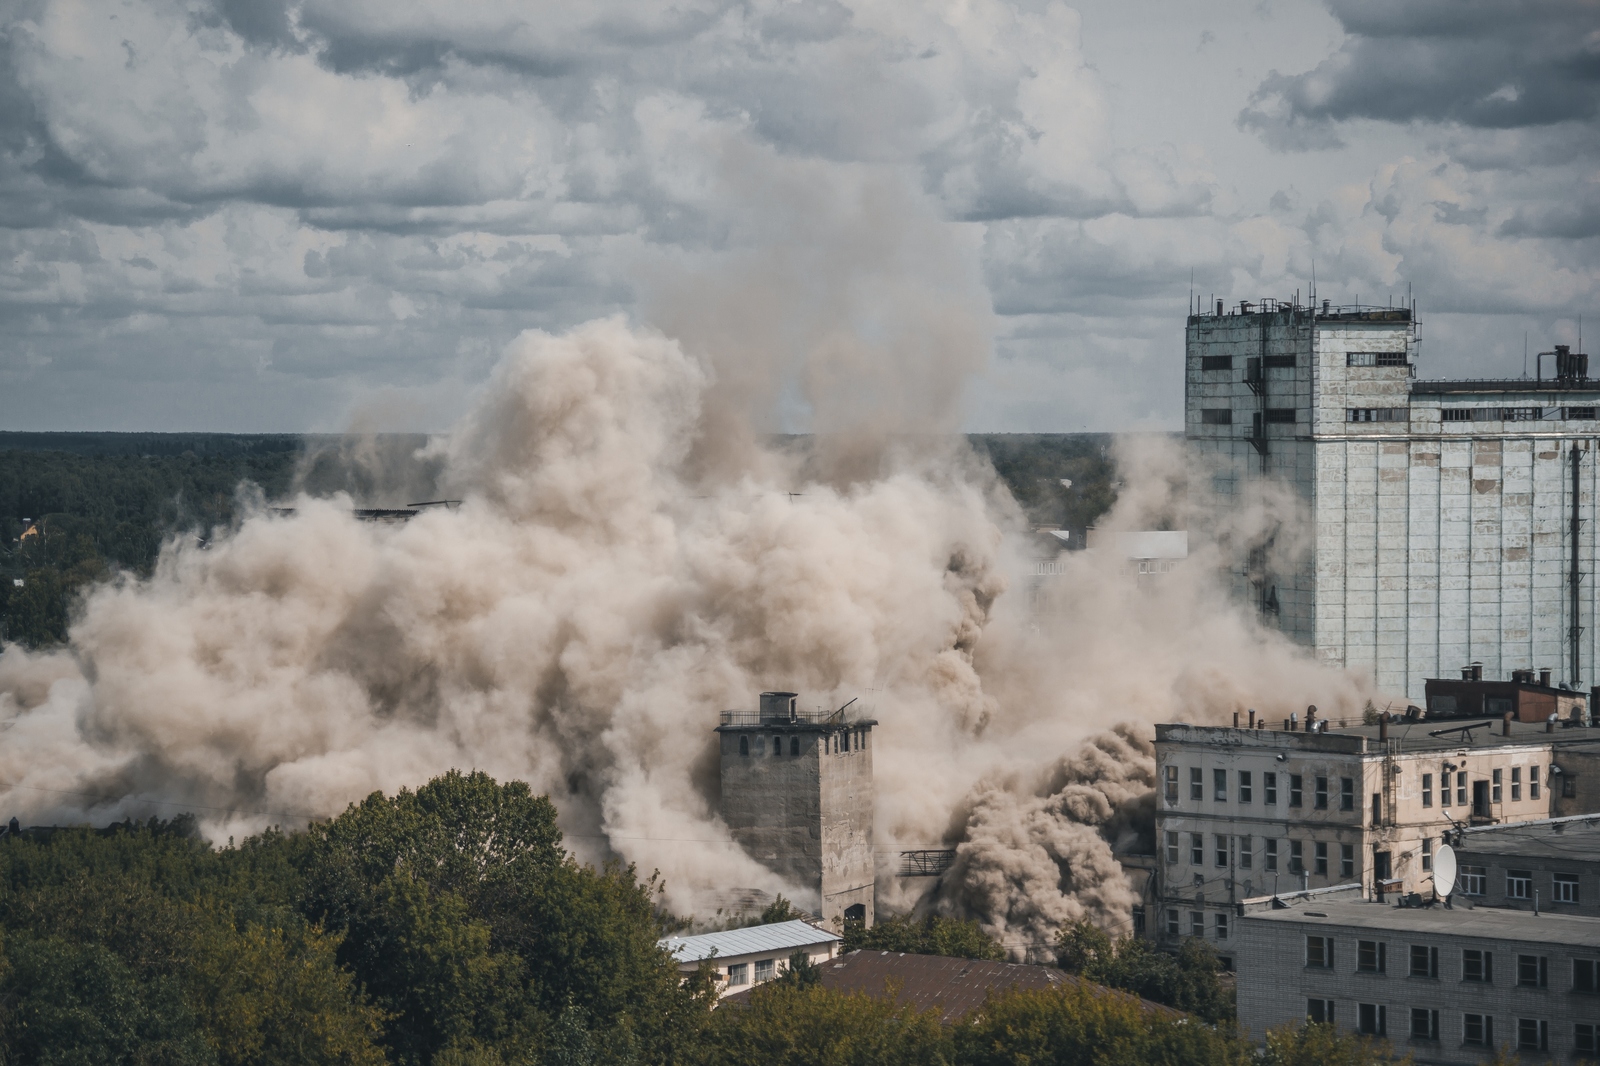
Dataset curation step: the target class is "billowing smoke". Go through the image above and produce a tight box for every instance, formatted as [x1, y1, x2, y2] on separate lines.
[0, 166, 1387, 958]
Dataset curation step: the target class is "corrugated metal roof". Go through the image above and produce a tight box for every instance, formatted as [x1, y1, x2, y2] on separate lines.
[659, 919, 840, 963]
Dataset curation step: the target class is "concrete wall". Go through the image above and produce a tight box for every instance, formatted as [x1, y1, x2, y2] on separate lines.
[1185, 306, 1600, 700]
[1236, 910, 1600, 1061]
[719, 723, 875, 928]
[819, 726, 875, 927]
[720, 729, 826, 892]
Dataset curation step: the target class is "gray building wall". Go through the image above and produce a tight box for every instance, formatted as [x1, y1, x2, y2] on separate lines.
[1187, 303, 1600, 699]
[1237, 901, 1600, 1063]
[718, 717, 876, 928]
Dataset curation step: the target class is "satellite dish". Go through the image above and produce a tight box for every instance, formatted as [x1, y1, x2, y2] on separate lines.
[1434, 844, 1458, 899]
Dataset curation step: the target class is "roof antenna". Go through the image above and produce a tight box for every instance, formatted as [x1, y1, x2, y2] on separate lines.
[1190, 268, 1194, 315]
[1525, 332, 1529, 379]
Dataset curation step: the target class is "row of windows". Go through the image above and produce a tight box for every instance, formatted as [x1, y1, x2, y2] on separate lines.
[1420, 765, 1542, 807]
[1308, 1002, 1592, 1053]
[721, 958, 780, 986]
[1441, 406, 1597, 422]
[1450, 864, 1582, 903]
[1166, 766, 1359, 811]
[1347, 407, 1408, 422]
[1304, 936, 1600, 991]
[1346, 352, 1409, 367]
[1167, 763, 1547, 811]
[1195, 355, 1299, 371]
[1197, 408, 1300, 425]
[736, 731, 866, 756]
[1166, 908, 1229, 939]
[1164, 831, 1368, 878]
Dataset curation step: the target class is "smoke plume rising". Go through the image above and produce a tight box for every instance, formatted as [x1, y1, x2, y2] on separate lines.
[0, 168, 1386, 958]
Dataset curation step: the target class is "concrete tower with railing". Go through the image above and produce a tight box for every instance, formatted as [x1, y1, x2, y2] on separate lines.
[717, 691, 877, 928]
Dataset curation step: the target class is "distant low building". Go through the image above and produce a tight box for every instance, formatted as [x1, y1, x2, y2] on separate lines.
[1086, 529, 1188, 579]
[1451, 815, 1600, 918]
[658, 919, 841, 999]
[1236, 892, 1600, 1062]
[1424, 664, 1589, 724]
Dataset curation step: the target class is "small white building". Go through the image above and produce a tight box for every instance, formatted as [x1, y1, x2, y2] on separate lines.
[658, 919, 842, 999]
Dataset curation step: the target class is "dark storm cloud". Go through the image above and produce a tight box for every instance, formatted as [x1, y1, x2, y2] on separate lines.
[1241, 0, 1600, 148]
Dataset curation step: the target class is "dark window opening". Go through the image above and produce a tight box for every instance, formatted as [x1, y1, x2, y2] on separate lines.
[1265, 408, 1297, 423]
[1201, 408, 1232, 425]
[1200, 355, 1232, 371]
[1410, 944, 1439, 978]
[1517, 954, 1547, 988]
[739, 736, 749, 756]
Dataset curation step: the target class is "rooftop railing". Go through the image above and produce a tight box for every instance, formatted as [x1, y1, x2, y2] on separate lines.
[719, 708, 867, 727]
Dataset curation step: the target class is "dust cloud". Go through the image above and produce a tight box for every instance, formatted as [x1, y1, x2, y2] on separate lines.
[0, 166, 1385, 958]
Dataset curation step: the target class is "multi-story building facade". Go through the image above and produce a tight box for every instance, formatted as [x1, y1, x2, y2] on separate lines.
[1186, 299, 1600, 699]
[1236, 892, 1600, 1063]
[1152, 719, 1600, 955]
[1452, 816, 1600, 918]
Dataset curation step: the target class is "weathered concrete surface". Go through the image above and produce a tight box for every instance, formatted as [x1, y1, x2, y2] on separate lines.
[1187, 305, 1600, 698]
[719, 721, 875, 928]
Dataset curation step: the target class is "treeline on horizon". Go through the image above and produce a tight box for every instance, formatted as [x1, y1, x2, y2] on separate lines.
[0, 769, 1408, 1066]
[0, 432, 1120, 648]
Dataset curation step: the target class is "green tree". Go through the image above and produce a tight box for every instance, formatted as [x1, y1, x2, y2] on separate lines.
[1257, 1022, 1413, 1066]
[691, 982, 949, 1066]
[1055, 921, 1233, 1025]
[0, 935, 214, 1066]
[299, 770, 708, 1066]
[186, 919, 388, 1066]
[952, 981, 1244, 1066]
[842, 914, 1005, 961]
[769, 950, 822, 991]
[757, 895, 801, 925]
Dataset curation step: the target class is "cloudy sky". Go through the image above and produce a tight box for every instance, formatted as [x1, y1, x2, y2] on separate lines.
[1, 0, 1596, 432]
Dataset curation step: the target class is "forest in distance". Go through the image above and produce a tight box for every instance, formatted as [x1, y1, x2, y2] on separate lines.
[0, 432, 1118, 647]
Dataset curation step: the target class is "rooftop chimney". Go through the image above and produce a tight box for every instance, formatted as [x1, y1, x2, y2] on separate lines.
[1322, 299, 1331, 314]
[1233, 711, 1239, 728]
[1471, 661, 1484, 682]
[1541, 668, 1552, 687]
[1503, 712, 1513, 737]
[1216, 299, 1224, 316]
[1379, 716, 1388, 741]
[1248, 708, 1256, 728]
[1305, 705, 1317, 732]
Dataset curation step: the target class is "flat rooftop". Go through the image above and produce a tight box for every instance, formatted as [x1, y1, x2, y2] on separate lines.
[1157, 720, 1600, 754]
[1456, 816, 1600, 859]
[1242, 898, 1600, 945]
